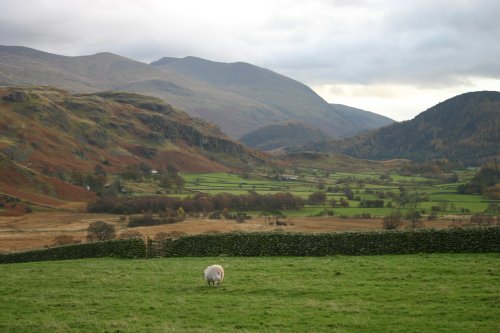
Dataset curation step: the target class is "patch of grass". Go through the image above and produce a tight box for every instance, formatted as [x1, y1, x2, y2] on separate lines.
[0, 254, 498, 332]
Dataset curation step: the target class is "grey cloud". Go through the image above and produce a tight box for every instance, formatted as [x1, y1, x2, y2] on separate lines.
[0, 0, 498, 89]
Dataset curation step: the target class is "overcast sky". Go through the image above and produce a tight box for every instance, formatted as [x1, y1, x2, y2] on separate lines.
[1, 0, 499, 120]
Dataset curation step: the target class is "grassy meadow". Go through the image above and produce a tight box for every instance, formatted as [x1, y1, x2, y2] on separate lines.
[0, 254, 498, 332]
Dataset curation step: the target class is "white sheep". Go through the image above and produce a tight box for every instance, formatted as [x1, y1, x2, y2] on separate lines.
[204, 264, 224, 287]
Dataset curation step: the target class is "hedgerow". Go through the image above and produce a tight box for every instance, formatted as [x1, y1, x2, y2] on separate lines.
[2, 227, 498, 263]
[0, 239, 145, 264]
[160, 227, 500, 257]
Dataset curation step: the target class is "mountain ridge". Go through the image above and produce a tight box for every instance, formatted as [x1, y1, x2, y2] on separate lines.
[302, 91, 500, 165]
[0, 45, 394, 138]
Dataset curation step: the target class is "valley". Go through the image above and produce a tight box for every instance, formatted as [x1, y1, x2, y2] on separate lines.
[0, 48, 498, 256]
[0, 167, 491, 253]
[1, 3, 499, 333]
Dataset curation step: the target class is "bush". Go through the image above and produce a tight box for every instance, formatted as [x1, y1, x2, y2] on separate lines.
[383, 211, 403, 230]
[52, 234, 81, 246]
[160, 227, 500, 257]
[128, 212, 184, 227]
[87, 221, 116, 242]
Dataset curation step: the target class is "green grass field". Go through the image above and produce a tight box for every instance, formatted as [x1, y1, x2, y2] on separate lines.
[118, 170, 496, 218]
[1, 254, 499, 332]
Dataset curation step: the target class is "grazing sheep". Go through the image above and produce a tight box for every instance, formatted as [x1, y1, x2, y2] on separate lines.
[204, 264, 224, 287]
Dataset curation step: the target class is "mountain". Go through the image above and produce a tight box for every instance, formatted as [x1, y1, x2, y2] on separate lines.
[304, 91, 500, 165]
[151, 56, 395, 137]
[239, 121, 331, 151]
[0, 86, 269, 181]
[0, 46, 394, 139]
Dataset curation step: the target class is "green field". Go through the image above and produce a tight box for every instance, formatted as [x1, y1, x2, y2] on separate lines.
[116, 169, 497, 218]
[1, 254, 499, 332]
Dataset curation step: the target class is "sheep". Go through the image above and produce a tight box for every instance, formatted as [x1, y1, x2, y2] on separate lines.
[204, 264, 224, 287]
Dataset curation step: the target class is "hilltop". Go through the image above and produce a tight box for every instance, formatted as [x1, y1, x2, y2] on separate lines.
[0, 46, 394, 138]
[304, 91, 500, 165]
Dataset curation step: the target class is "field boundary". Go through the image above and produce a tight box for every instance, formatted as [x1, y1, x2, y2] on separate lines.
[0, 238, 145, 264]
[161, 227, 500, 257]
[1, 227, 498, 263]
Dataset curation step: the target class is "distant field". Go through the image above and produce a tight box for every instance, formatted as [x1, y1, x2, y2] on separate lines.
[0, 254, 498, 332]
[179, 171, 495, 217]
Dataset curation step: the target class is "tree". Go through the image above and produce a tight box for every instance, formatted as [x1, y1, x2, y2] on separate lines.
[86, 221, 116, 242]
[308, 191, 326, 205]
[94, 164, 107, 177]
[406, 209, 423, 229]
[159, 175, 173, 189]
[339, 198, 350, 207]
[383, 211, 402, 230]
[174, 175, 185, 191]
[343, 186, 354, 200]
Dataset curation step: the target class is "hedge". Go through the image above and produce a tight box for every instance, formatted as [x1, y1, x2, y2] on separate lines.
[0, 239, 145, 264]
[2, 228, 498, 263]
[161, 227, 500, 257]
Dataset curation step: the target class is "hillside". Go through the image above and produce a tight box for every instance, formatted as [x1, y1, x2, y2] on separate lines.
[0, 153, 96, 208]
[239, 121, 331, 151]
[305, 91, 500, 165]
[0, 86, 270, 203]
[151, 56, 395, 137]
[0, 46, 394, 138]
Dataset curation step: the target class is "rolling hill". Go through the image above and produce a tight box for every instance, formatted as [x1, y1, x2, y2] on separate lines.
[0, 45, 394, 139]
[239, 121, 331, 151]
[0, 86, 270, 204]
[304, 91, 500, 165]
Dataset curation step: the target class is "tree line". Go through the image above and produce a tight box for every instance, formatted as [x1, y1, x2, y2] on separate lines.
[87, 192, 304, 215]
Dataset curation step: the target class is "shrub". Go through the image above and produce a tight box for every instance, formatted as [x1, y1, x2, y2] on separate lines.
[128, 212, 184, 227]
[87, 221, 116, 242]
[52, 234, 81, 246]
[383, 211, 403, 230]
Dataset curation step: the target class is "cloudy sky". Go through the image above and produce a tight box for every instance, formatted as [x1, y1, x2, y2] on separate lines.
[1, 0, 499, 120]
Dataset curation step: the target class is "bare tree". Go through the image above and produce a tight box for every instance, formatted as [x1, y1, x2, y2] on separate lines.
[87, 220, 116, 242]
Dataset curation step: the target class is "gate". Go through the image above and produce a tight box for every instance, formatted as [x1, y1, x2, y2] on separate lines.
[146, 236, 164, 258]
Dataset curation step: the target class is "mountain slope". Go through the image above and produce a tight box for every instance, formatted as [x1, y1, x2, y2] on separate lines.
[306, 91, 500, 165]
[0, 46, 394, 138]
[0, 86, 269, 177]
[151, 56, 395, 137]
[239, 121, 331, 151]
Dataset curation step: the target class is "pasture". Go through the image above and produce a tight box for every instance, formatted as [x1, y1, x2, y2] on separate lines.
[1, 254, 499, 332]
[179, 171, 493, 217]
